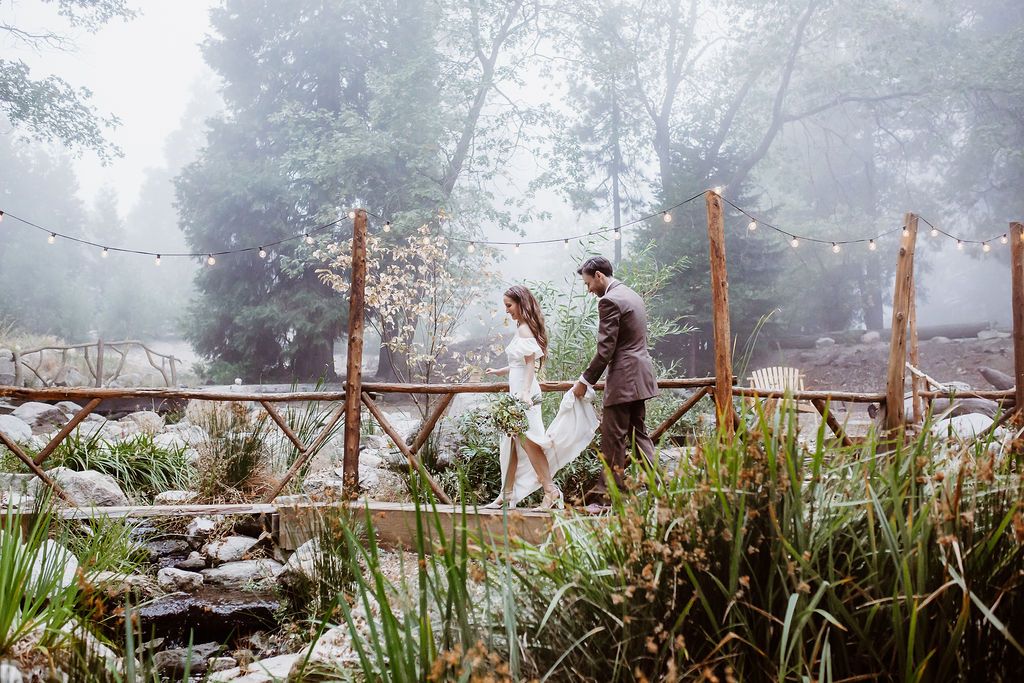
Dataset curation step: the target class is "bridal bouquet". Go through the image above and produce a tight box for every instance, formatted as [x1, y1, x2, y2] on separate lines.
[490, 392, 542, 436]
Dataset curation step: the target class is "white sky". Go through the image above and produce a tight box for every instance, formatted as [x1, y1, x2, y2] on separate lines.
[3, 1, 219, 213]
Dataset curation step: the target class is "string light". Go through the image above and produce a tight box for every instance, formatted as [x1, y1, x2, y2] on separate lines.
[258, 247, 267, 259]
[348, 210, 356, 219]
[467, 242, 476, 253]
[47, 233, 55, 244]
[831, 242, 841, 253]
[514, 243, 521, 253]
[0, 210, 4, 222]
[713, 185, 724, 195]
[956, 240, 964, 251]
[662, 212, 672, 223]
[383, 221, 391, 233]
[790, 236, 799, 248]
[155, 254, 161, 266]
[982, 241, 991, 252]
[1000, 234, 1009, 244]
[902, 226, 910, 238]
[747, 220, 757, 231]
[304, 233, 313, 244]
[930, 228, 939, 237]
[101, 247, 109, 258]
[207, 254, 216, 265]
[868, 239, 877, 251]
[613, 229, 621, 240]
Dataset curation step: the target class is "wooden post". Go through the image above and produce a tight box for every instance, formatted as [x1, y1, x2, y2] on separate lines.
[95, 338, 104, 388]
[1011, 221, 1024, 415]
[705, 190, 734, 438]
[908, 278, 923, 423]
[883, 213, 918, 432]
[169, 356, 178, 387]
[343, 209, 368, 496]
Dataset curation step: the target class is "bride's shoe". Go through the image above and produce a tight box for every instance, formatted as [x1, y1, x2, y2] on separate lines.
[483, 489, 515, 509]
[533, 487, 563, 511]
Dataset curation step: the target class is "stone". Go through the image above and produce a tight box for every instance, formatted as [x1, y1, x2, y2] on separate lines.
[358, 450, 383, 469]
[64, 368, 87, 386]
[209, 657, 238, 672]
[157, 567, 205, 592]
[860, 330, 881, 343]
[11, 402, 67, 433]
[932, 336, 951, 343]
[175, 551, 207, 570]
[200, 559, 284, 590]
[0, 415, 32, 443]
[187, 517, 219, 546]
[0, 661, 24, 683]
[977, 329, 1000, 340]
[291, 625, 359, 678]
[814, 337, 835, 348]
[122, 411, 164, 435]
[153, 490, 198, 505]
[24, 539, 78, 596]
[165, 423, 209, 446]
[145, 539, 192, 563]
[931, 413, 995, 439]
[208, 654, 300, 683]
[54, 401, 83, 417]
[153, 641, 221, 675]
[48, 468, 129, 507]
[359, 467, 410, 502]
[281, 539, 321, 584]
[361, 434, 390, 450]
[89, 571, 158, 598]
[204, 535, 259, 563]
[979, 367, 1014, 390]
[154, 432, 188, 451]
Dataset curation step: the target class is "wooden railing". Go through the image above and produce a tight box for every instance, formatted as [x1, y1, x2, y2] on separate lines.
[6, 339, 179, 388]
[5, 378, 1003, 508]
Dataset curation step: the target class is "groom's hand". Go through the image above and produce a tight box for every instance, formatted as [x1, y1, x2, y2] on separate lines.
[572, 381, 587, 398]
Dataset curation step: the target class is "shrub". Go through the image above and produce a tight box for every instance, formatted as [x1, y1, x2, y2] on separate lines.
[193, 401, 273, 502]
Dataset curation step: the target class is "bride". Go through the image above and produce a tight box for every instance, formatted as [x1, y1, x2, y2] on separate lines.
[484, 285, 598, 510]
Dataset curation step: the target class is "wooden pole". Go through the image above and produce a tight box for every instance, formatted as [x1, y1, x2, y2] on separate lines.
[0, 431, 74, 505]
[883, 213, 918, 432]
[705, 190, 734, 438]
[95, 338, 105, 388]
[343, 208, 368, 497]
[909, 278, 923, 423]
[33, 398, 103, 466]
[810, 399, 854, 448]
[1011, 221, 1024, 415]
[651, 386, 710, 442]
[408, 392, 455, 456]
[263, 402, 346, 502]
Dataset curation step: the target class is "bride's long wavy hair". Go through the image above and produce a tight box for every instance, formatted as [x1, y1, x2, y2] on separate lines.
[504, 285, 548, 366]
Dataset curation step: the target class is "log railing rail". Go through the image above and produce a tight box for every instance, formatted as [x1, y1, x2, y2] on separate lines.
[7, 339, 179, 388]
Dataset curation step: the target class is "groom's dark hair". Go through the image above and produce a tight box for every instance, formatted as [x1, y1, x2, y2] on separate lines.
[577, 256, 613, 277]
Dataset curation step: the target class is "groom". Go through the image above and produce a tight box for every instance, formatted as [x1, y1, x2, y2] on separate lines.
[572, 256, 659, 504]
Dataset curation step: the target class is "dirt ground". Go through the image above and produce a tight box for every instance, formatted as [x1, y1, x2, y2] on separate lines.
[751, 335, 1014, 393]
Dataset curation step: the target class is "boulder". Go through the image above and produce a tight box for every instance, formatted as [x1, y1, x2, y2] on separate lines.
[163, 423, 208, 446]
[359, 467, 410, 502]
[54, 401, 83, 417]
[977, 329, 1001, 340]
[932, 336, 951, 343]
[860, 330, 881, 343]
[187, 517, 218, 546]
[204, 535, 259, 564]
[200, 559, 284, 590]
[979, 367, 1014, 390]
[0, 661, 23, 683]
[48, 468, 129, 507]
[814, 337, 835, 348]
[154, 432, 188, 451]
[157, 567, 205, 592]
[209, 657, 238, 673]
[153, 642, 221, 676]
[291, 625, 359, 678]
[122, 411, 164, 435]
[11, 402, 67, 433]
[281, 539, 320, 583]
[145, 539, 191, 564]
[208, 654, 300, 683]
[0, 415, 32, 443]
[153, 490, 198, 506]
[89, 571, 158, 598]
[26, 539, 78, 596]
[175, 551, 207, 571]
[931, 413, 995, 439]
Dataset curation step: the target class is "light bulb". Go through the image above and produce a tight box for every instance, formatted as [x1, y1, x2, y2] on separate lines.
[831, 242, 841, 253]
[563, 239, 569, 250]
[1000, 234, 1009, 244]
[48, 233, 56, 244]
[467, 242, 476, 253]
[790, 236, 799, 248]
[747, 220, 757, 231]
[383, 221, 391, 233]
[902, 227, 910, 238]
[713, 185, 724, 195]
[930, 228, 939, 237]
[348, 210, 357, 219]
[207, 254, 216, 265]
[983, 242, 991, 253]
[956, 240, 964, 251]
[662, 212, 672, 223]
[304, 233, 313, 244]
[101, 247, 109, 258]
[868, 239, 877, 251]
[258, 247, 267, 259]
[514, 243, 521, 253]
[613, 229, 621, 240]
[0, 211, 4, 222]
[155, 254, 161, 266]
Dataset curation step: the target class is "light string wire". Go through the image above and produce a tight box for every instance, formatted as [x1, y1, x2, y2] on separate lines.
[0, 188, 1015, 261]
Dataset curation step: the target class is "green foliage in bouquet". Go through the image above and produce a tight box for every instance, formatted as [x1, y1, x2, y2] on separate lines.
[489, 393, 540, 436]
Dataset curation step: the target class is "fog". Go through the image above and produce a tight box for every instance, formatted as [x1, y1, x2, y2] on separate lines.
[2, 0, 1021, 382]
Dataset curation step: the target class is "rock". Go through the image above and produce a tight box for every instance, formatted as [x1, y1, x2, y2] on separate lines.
[931, 413, 995, 439]
[153, 641, 221, 675]
[48, 468, 129, 507]
[281, 539, 321, 584]
[54, 401, 83, 417]
[358, 450, 383, 469]
[64, 368, 87, 386]
[154, 432, 188, 451]
[11, 402, 68, 433]
[145, 539, 192, 564]
[200, 559, 284, 590]
[860, 330, 881, 343]
[74, 420, 137, 442]
[359, 467, 410, 502]
[931, 336, 951, 343]
[25, 539, 78, 596]
[153, 490, 198, 506]
[157, 567, 204, 592]
[209, 657, 238, 672]
[0, 415, 32, 443]
[0, 661, 23, 683]
[187, 517, 219, 546]
[361, 434, 390, 450]
[208, 654, 300, 683]
[175, 551, 207, 570]
[122, 411, 164, 435]
[977, 329, 1000, 340]
[979, 367, 1014, 390]
[292, 626, 359, 678]
[89, 571, 158, 598]
[815, 337, 835, 348]
[204, 535, 259, 564]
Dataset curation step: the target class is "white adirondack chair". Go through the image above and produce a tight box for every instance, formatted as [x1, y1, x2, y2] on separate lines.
[746, 366, 815, 419]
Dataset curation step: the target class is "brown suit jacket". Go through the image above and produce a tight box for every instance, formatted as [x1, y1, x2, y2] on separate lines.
[582, 280, 659, 406]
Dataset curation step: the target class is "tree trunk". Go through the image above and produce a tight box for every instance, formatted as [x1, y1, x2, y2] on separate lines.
[292, 336, 338, 382]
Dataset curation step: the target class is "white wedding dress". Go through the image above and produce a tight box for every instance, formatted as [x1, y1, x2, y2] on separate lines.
[495, 333, 599, 507]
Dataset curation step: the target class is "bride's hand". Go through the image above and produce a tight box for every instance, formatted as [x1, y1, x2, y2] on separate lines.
[485, 367, 503, 376]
